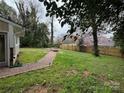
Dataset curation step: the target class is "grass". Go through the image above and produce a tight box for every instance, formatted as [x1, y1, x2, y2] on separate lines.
[0, 49, 124, 93]
[18, 48, 48, 64]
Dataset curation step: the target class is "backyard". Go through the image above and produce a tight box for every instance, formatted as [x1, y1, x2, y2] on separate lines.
[0, 48, 124, 93]
[0, 0, 124, 93]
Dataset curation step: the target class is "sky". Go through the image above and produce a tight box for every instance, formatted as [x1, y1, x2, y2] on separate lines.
[3, 0, 69, 39]
[1, 0, 113, 40]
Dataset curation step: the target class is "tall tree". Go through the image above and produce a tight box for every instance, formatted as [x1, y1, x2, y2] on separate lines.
[15, 0, 49, 48]
[16, 0, 38, 47]
[39, 0, 123, 56]
[0, 0, 17, 20]
[15, 0, 35, 27]
[33, 23, 49, 48]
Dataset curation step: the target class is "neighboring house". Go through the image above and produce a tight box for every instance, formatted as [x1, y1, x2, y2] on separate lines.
[62, 34, 80, 45]
[62, 32, 114, 47]
[62, 37, 75, 44]
[0, 15, 24, 67]
[82, 33, 114, 47]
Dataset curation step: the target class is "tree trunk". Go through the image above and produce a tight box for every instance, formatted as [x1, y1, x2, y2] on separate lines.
[92, 25, 99, 56]
[51, 16, 54, 45]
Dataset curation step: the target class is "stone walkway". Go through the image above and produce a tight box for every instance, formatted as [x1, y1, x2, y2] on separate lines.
[0, 49, 58, 79]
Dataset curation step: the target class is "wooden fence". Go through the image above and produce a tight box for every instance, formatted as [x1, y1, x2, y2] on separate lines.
[60, 44, 123, 57]
[60, 44, 79, 51]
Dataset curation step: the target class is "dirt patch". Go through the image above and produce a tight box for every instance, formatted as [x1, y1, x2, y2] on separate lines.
[82, 69, 91, 78]
[24, 84, 61, 93]
[65, 69, 78, 76]
[96, 74, 108, 82]
[48, 86, 61, 93]
[24, 85, 47, 93]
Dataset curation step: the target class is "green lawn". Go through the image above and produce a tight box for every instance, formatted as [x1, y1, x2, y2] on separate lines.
[0, 49, 124, 93]
[18, 48, 48, 64]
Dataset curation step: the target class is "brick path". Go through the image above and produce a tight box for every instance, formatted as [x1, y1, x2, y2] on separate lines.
[0, 50, 58, 79]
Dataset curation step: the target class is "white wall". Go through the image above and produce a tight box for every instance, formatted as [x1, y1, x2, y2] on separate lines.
[12, 34, 20, 64]
[0, 19, 22, 66]
[8, 24, 20, 64]
[9, 24, 14, 48]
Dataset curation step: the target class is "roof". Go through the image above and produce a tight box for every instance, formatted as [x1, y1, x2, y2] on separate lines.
[0, 14, 25, 37]
[82, 34, 114, 47]
[0, 14, 23, 28]
[62, 33, 114, 47]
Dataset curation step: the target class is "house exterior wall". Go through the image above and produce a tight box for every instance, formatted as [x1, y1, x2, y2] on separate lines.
[0, 20, 9, 66]
[0, 22, 21, 66]
[0, 17, 23, 67]
[0, 20, 8, 32]
[8, 24, 20, 65]
[8, 24, 14, 48]
[13, 34, 20, 64]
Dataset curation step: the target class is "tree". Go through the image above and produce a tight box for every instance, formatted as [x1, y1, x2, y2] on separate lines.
[15, 0, 37, 27]
[0, 0, 17, 20]
[50, 16, 54, 45]
[33, 23, 49, 48]
[39, 0, 123, 56]
[16, 0, 37, 47]
[16, 0, 49, 48]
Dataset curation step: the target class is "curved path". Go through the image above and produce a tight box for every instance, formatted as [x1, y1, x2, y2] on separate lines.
[0, 50, 58, 79]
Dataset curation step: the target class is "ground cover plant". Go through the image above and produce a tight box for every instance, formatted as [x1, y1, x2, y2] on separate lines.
[0, 49, 124, 93]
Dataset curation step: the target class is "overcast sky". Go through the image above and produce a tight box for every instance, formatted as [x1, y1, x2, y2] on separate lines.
[1, 0, 113, 39]
[3, 0, 69, 39]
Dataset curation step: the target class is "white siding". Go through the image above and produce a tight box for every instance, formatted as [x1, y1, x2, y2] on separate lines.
[13, 34, 20, 64]
[8, 24, 20, 64]
[0, 20, 8, 32]
[8, 24, 14, 48]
